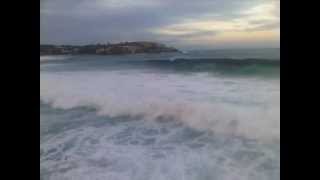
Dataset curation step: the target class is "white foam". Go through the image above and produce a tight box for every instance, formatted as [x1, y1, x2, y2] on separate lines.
[40, 55, 71, 62]
[40, 70, 280, 141]
[40, 120, 279, 180]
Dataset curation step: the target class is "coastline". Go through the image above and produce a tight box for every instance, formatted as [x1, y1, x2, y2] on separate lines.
[40, 41, 179, 56]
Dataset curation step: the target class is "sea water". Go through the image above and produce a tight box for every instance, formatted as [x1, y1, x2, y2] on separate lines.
[40, 48, 280, 180]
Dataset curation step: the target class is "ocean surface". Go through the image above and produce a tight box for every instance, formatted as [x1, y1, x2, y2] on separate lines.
[40, 48, 280, 180]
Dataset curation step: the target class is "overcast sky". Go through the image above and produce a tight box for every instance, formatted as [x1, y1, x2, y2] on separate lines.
[40, 0, 280, 50]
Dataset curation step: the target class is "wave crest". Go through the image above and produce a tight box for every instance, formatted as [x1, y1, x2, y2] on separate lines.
[40, 55, 71, 62]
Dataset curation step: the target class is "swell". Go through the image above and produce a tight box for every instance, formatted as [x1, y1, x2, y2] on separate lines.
[141, 58, 280, 65]
[41, 56, 280, 77]
[137, 58, 280, 76]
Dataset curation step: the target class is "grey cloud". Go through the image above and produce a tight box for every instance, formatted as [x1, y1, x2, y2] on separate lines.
[41, 0, 279, 49]
[246, 20, 280, 31]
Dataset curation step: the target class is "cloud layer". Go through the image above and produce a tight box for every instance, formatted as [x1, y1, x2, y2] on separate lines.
[41, 0, 280, 49]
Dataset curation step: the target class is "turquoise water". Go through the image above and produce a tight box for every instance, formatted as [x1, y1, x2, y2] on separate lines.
[40, 49, 280, 180]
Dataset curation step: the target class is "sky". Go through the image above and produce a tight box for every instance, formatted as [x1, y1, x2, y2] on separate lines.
[40, 0, 280, 50]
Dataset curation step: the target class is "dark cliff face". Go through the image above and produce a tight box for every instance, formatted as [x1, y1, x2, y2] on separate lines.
[40, 42, 178, 55]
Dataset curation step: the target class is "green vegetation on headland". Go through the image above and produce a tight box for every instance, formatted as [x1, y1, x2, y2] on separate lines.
[40, 41, 179, 55]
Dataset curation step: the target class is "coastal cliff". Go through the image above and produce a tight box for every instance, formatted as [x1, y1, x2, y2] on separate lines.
[40, 41, 178, 55]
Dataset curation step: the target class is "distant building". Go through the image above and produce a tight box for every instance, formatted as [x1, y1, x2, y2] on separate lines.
[122, 46, 141, 54]
[96, 48, 105, 54]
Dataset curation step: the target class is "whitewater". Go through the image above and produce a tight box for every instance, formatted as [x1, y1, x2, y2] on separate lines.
[40, 49, 280, 180]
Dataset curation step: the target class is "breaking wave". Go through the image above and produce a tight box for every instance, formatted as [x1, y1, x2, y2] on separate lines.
[40, 70, 279, 141]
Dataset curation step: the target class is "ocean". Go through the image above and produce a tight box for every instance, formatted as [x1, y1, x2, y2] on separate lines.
[40, 48, 280, 180]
